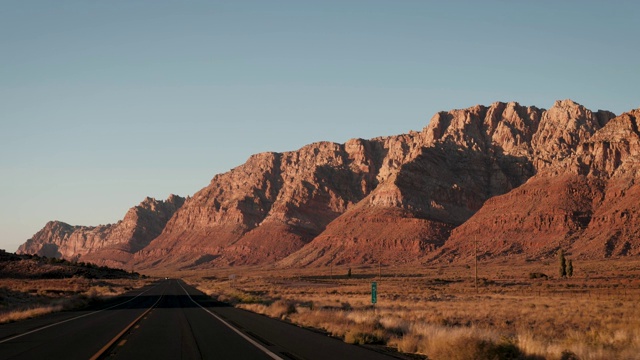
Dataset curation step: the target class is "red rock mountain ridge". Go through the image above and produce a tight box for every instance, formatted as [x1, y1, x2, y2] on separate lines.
[17, 195, 185, 269]
[18, 100, 640, 270]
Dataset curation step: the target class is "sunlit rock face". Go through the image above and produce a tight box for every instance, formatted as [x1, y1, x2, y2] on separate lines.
[17, 195, 185, 269]
[20, 101, 640, 270]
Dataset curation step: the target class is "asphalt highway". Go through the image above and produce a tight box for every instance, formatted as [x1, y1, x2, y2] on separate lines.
[0, 279, 398, 360]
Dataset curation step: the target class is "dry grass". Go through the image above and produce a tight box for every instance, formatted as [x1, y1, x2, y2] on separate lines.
[0, 278, 151, 323]
[183, 258, 640, 360]
[0, 304, 66, 323]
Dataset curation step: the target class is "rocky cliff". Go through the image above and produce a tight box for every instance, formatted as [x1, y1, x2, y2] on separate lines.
[136, 99, 624, 269]
[19, 100, 640, 270]
[133, 140, 389, 269]
[279, 101, 544, 267]
[443, 107, 640, 261]
[17, 195, 185, 268]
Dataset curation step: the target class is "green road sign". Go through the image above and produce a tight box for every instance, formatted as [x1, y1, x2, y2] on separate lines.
[371, 282, 377, 304]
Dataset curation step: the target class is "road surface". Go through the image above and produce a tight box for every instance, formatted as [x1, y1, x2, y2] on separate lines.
[0, 279, 399, 360]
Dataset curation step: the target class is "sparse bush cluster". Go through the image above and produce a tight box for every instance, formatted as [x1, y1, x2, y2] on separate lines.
[558, 250, 574, 279]
[529, 272, 549, 279]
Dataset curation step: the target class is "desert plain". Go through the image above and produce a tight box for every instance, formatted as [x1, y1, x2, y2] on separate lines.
[165, 257, 640, 360]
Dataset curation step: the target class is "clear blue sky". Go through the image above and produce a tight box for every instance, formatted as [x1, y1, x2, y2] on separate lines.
[1, 1, 638, 252]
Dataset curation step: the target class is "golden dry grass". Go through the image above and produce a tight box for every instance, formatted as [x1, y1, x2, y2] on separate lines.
[0, 278, 151, 323]
[183, 258, 640, 360]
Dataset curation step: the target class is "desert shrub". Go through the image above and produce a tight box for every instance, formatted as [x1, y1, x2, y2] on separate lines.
[296, 300, 314, 310]
[379, 316, 409, 335]
[216, 289, 262, 305]
[238, 300, 296, 319]
[427, 336, 522, 360]
[288, 309, 350, 338]
[236, 292, 262, 304]
[389, 334, 420, 353]
[267, 300, 297, 319]
[560, 350, 580, 360]
[346, 310, 378, 326]
[238, 303, 268, 315]
[344, 327, 386, 344]
[529, 272, 549, 280]
[0, 305, 63, 323]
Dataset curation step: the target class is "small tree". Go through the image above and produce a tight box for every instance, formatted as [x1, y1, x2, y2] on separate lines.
[558, 249, 567, 278]
[567, 259, 573, 278]
[347, 267, 352, 278]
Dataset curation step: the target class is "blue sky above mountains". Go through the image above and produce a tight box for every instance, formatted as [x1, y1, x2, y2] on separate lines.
[1, 1, 638, 251]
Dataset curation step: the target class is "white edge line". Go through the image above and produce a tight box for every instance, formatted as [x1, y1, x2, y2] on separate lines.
[177, 280, 284, 360]
[0, 282, 158, 344]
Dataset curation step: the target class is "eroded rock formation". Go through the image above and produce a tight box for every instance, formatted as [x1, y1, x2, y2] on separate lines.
[17, 195, 185, 268]
[18, 100, 640, 270]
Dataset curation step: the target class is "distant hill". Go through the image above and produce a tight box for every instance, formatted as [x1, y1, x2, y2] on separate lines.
[1, 249, 140, 279]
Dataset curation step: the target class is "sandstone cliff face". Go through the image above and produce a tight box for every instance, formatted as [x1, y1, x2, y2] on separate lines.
[17, 195, 184, 268]
[139, 100, 552, 269]
[531, 100, 615, 169]
[134, 139, 402, 268]
[444, 108, 638, 261]
[281, 101, 545, 267]
[21, 100, 640, 270]
[569, 110, 640, 257]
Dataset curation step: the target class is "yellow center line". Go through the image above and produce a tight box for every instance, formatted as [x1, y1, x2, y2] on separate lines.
[0, 284, 159, 344]
[89, 287, 166, 360]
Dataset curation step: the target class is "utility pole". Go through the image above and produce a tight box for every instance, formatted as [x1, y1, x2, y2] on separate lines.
[378, 243, 381, 279]
[475, 235, 478, 294]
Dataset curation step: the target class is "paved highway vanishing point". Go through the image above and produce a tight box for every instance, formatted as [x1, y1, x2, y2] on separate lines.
[0, 279, 397, 360]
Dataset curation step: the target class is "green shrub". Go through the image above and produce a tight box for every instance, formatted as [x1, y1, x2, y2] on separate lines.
[558, 250, 567, 278]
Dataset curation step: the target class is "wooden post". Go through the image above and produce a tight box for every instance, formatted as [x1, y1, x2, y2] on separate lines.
[475, 235, 478, 294]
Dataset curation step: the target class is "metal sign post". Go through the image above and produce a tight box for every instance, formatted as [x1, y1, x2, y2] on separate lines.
[371, 281, 377, 305]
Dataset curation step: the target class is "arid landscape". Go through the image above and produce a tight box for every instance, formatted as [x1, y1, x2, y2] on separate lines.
[0, 250, 150, 324]
[17, 100, 640, 271]
[7, 99, 640, 359]
[3, 247, 639, 359]
[181, 258, 640, 359]
[3, 2, 639, 359]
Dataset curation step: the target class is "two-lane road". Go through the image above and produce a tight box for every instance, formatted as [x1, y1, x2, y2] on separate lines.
[0, 281, 165, 360]
[0, 280, 398, 360]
